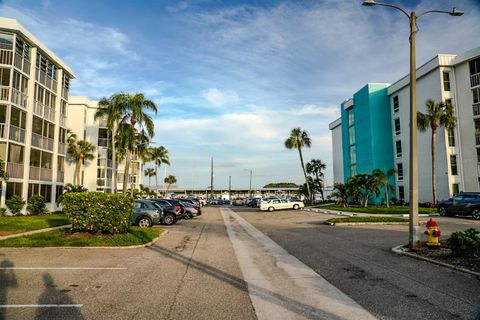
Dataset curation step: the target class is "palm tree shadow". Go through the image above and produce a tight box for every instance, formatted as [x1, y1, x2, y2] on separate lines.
[35, 273, 84, 320]
[0, 260, 18, 320]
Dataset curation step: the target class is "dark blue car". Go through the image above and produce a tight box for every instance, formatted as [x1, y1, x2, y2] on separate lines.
[437, 192, 480, 220]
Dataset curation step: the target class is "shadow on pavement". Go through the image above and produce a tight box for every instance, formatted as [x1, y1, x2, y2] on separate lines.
[0, 260, 18, 320]
[148, 245, 349, 320]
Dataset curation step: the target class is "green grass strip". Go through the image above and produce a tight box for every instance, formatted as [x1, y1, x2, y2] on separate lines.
[0, 227, 161, 247]
[0, 214, 71, 234]
[327, 216, 409, 223]
[317, 205, 436, 215]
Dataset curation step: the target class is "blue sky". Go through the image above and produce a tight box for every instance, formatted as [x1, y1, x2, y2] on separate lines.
[1, 0, 479, 189]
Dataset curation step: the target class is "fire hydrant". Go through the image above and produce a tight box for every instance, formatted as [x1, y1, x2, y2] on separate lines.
[424, 218, 441, 246]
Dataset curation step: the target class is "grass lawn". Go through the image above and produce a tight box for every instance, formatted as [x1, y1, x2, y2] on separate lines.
[327, 216, 409, 224]
[316, 204, 437, 215]
[0, 214, 71, 236]
[0, 227, 162, 247]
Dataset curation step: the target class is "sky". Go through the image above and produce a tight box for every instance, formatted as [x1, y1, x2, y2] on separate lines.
[1, 0, 479, 190]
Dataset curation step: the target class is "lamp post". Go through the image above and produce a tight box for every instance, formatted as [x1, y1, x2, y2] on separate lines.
[244, 169, 252, 199]
[362, 1, 463, 249]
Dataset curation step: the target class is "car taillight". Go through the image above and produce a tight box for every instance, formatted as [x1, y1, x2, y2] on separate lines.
[174, 205, 182, 213]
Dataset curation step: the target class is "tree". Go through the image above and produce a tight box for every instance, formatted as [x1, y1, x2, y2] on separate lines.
[164, 175, 177, 193]
[306, 159, 326, 201]
[66, 130, 95, 186]
[417, 99, 457, 206]
[95, 93, 128, 194]
[264, 182, 298, 188]
[372, 168, 396, 207]
[346, 175, 363, 204]
[284, 128, 312, 204]
[148, 146, 170, 196]
[362, 174, 381, 207]
[331, 183, 349, 207]
[144, 168, 155, 190]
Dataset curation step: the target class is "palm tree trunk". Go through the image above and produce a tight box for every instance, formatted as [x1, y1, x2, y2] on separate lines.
[297, 145, 312, 204]
[432, 128, 437, 206]
[112, 123, 117, 194]
[155, 161, 159, 197]
[385, 182, 390, 208]
[74, 160, 81, 186]
[123, 150, 131, 194]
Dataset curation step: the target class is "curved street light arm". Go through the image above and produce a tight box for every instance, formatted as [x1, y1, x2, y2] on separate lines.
[417, 9, 457, 18]
[369, 2, 410, 19]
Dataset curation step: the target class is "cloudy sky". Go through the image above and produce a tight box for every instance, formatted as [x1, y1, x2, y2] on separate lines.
[1, 0, 479, 189]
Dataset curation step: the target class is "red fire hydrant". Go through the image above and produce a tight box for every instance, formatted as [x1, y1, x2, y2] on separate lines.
[424, 218, 441, 246]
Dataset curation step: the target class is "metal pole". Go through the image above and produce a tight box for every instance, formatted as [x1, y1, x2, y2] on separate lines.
[229, 175, 231, 200]
[210, 157, 214, 199]
[408, 12, 420, 249]
[249, 170, 252, 199]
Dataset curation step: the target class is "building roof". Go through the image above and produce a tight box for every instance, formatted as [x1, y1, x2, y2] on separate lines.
[452, 46, 480, 66]
[69, 96, 98, 108]
[0, 17, 75, 78]
[328, 117, 342, 130]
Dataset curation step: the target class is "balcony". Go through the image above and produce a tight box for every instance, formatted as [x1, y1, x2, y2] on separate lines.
[29, 167, 52, 181]
[476, 133, 480, 146]
[0, 85, 9, 101]
[0, 124, 7, 139]
[13, 53, 30, 75]
[474, 103, 480, 117]
[59, 114, 67, 127]
[57, 171, 64, 183]
[61, 87, 69, 100]
[472, 73, 480, 88]
[98, 138, 108, 147]
[31, 133, 53, 150]
[58, 142, 67, 155]
[9, 125, 25, 143]
[11, 88, 28, 109]
[0, 49, 13, 65]
[34, 100, 55, 122]
[7, 162, 24, 179]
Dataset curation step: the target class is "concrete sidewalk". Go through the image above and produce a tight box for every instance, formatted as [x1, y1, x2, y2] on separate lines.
[0, 224, 71, 240]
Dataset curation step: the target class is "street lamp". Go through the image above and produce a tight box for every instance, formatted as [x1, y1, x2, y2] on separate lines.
[244, 169, 252, 199]
[362, 1, 463, 249]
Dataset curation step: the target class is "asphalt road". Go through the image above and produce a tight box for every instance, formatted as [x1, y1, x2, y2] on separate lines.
[232, 206, 480, 320]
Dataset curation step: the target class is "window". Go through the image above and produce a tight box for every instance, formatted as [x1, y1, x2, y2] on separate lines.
[0, 68, 11, 87]
[30, 148, 41, 167]
[397, 163, 403, 181]
[8, 144, 24, 163]
[0, 32, 14, 50]
[6, 182, 22, 200]
[394, 118, 400, 135]
[443, 71, 451, 91]
[348, 126, 355, 145]
[57, 156, 64, 172]
[347, 109, 354, 126]
[15, 36, 30, 61]
[445, 99, 452, 108]
[450, 155, 458, 175]
[41, 152, 52, 169]
[448, 128, 455, 147]
[350, 164, 357, 176]
[395, 140, 402, 157]
[10, 107, 26, 129]
[0, 142, 6, 161]
[349, 145, 356, 164]
[28, 183, 40, 198]
[398, 186, 405, 200]
[55, 186, 63, 204]
[40, 184, 52, 202]
[473, 88, 480, 104]
[470, 57, 480, 76]
[477, 148, 480, 163]
[452, 183, 459, 195]
[393, 96, 399, 113]
[0, 105, 6, 123]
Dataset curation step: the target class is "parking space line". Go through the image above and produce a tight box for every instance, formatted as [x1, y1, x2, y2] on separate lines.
[0, 267, 127, 270]
[0, 304, 83, 308]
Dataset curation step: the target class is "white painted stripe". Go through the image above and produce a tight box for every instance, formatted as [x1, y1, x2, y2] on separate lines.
[0, 267, 126, 270]
[221, 208, 377, 320]
[0, 304, 83, 308]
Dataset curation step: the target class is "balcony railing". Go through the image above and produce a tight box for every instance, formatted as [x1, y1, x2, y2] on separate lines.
[61, 87, 69, 100]
[0, 123, 7, 139]
[9, 125, 25, 143]
[60, 114, 67, 127]
[11, 88, 28, 109]
[23, 59, 30, 74]
[58, 142, 66, 155]
[476, 133, 480, 146]
[40, 168, 52, 181]
[98, 138, 108, 147]
[44, 105, 55, 122]
[472, 73, 480, 88]
[31, 132, 53, 150]
[0, 85, 9, 101]
[57, 171, 64, 182]
[0, 49, 13, 65]
[34, 100, 55, 121]
[29, 166, 40, 180]
[474, 103, 480, 117]
[7, 162, 24, 179]
[13, 53, 22, 70]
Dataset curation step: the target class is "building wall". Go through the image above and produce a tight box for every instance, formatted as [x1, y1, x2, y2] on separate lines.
[329, 118, 343, 184]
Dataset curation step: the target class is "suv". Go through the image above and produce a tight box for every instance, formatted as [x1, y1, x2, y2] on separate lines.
[437, 192, 480, 220]
[132, 200, 162, 227]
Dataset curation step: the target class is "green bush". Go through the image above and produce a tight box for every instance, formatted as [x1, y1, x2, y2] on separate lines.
[447, 228, 480, 257]
[0, 207, 6, 216]
[61, 192, 133, 234]
[6, 195, 25, 215]
[27, 195, 47, 215]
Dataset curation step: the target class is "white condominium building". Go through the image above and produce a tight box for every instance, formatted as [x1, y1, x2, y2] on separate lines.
[0, 18, 74, 211]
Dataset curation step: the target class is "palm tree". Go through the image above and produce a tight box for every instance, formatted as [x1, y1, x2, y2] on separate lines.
[346, 175, 363, 205]
[144, 168, 155, 190]
[285, 128, 312, 204]
[148, 146, 170, 197]
[331, 183, 349, 207]
[164, 175, 177, 193]
[417, 99, 457, 206]
[372, 168, 396, 207]
[306, 159, 326, 201]
[66, 131, 95, 186]
[95, 93, 128, 194]
[362, 174, 381, 207]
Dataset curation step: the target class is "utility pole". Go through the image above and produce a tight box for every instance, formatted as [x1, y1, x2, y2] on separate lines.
[210, 157, 214, 200]
[229, 175, 232, 200]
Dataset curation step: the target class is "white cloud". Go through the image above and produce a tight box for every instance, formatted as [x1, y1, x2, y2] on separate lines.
[201, 88, 240, 107]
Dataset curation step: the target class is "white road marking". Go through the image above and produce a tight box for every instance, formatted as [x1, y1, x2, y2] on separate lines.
[222, 208, 377, 320]
[0, 267, 126, 270]
[0, 304, 83, 308]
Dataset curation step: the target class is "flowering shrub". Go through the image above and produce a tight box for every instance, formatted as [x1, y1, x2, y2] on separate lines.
[61, 192, 133, 234]
[27, 195, 47, 215]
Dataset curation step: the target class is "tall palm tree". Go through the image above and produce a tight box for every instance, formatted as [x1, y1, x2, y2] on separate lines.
[285, 128, 312, 204]
[144, 168, 155, 190]
[95, 93, 128, 194]
[164, 175, 177, 193]
[148, 146, 170, 197]
[372, 168, 396, 208]
[362, 174, 381, 208]
[417, 99, 457, 206]
[306, 159, 326, 201]
[66, 131, 96, 186]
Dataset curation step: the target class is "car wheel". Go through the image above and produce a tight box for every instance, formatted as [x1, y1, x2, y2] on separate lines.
[293, 204, 299, 210]
[137, 216, 152, 228]
[268, 207, 275, 212]
[184, 213, 192, 220]
[438, 206, 448, 216]
[164, 214, 176, 226]
[472, 209, 480, 220]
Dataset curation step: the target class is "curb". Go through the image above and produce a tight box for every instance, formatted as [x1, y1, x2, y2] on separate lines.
[0, 224, 72, 240]
[392, 244, 480, 278]
[0, 229, 169, 249]
[326, 222, 409, 226]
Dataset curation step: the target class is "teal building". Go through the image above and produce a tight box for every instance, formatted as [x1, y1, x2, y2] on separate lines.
[341, 83, 395, 204]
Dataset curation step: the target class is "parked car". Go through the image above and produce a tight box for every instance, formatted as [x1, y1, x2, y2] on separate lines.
[233, 198, 244, 206]
[179, 200, 202, 219]
[260, 198, 305, 212]
[437, 192, 480, 220]
[149, 199, 185, 225]
[132, 200, 162, 227]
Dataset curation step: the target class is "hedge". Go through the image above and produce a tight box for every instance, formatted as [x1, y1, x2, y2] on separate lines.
[61, 192, 133, 234]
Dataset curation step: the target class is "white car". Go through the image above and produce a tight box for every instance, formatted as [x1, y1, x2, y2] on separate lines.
[260, 199, 304, 212]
